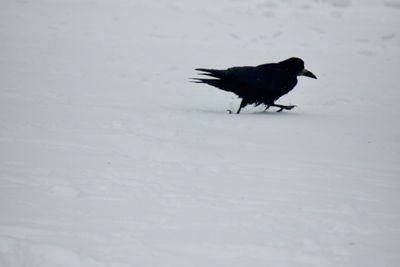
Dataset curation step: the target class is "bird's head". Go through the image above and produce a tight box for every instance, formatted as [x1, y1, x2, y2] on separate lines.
[278, 57, 317, 79]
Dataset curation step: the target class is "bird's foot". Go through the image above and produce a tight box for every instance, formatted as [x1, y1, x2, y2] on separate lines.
[263, 105, 271, 112]
[275, 105, 296, 112]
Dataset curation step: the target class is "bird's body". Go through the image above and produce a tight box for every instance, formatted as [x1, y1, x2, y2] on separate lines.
[193, 57, 317, 113]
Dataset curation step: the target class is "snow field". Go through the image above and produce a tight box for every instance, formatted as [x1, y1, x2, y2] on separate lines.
[1, 0, 400, 266]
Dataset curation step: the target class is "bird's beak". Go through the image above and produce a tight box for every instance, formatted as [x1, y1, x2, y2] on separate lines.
[299, 68, 317, 79]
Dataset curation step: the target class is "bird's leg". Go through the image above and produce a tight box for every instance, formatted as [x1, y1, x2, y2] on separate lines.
[236, 99, 246, 114]
[236, 105, 243, 114]
[264, 105, 271, 112]
[271, 104, 296, 112]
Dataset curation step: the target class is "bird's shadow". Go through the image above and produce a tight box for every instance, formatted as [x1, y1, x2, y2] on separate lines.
[191, 108, 307, 117]
[245, 109, 302, 116]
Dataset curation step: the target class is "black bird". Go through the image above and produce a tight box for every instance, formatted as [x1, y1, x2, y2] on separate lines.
[193, 57, 317, 113]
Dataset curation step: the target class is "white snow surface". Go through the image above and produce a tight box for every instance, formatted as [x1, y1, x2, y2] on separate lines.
[1, 0, 400, 266]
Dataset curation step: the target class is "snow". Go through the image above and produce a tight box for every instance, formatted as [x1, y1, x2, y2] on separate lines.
[1, 0, 400, 266]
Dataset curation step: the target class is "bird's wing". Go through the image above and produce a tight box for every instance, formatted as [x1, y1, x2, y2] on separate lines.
[226, 64, 292, 91]
[222, 64, 298, 103]
[195, 64, 297, 103]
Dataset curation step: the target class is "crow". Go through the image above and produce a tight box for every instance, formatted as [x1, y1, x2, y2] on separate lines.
[193, 57, 317, 113]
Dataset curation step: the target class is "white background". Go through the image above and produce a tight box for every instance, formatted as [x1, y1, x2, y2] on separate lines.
[1, 0, 400, 266]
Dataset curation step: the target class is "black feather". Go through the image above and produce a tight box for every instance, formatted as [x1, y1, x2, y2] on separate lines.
[193, 57, 317, 113]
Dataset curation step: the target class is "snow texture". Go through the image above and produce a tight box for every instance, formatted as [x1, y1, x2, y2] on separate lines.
[1, 0, 400, 266]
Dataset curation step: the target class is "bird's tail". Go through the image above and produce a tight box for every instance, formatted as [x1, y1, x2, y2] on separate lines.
[190, 78, 224, 88]
[195, 68, 226, 79]
[192, 68, 232, 92]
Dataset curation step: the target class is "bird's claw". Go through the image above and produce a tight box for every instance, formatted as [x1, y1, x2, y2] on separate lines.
[286, 105, 296, 110]
[275, 105, 296, 112]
